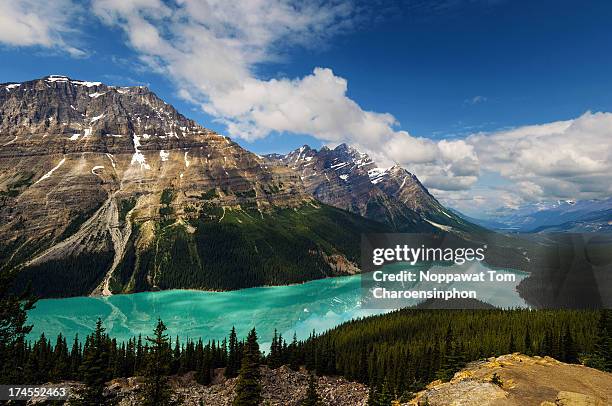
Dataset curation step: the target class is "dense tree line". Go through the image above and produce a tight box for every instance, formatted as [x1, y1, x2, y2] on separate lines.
[307, 308, 611, 403]
[1, 265, 611, 405]
[112, 203, 389, 295]
[2, 309, 611, 404]
[3, 201, 389, 298]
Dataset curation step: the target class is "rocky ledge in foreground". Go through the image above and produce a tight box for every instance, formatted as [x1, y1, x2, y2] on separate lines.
[28, 365, 368, 405]
[409, 353, 612, 406]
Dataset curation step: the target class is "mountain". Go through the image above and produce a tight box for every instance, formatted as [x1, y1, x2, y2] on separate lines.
[0, 76, 389, 297]
[266, 144, 477, 233]
[467, 198, 612, 233]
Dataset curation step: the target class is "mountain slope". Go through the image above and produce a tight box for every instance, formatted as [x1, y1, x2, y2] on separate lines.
[0, 76, 390, 297]
[267, 144, 477, 233]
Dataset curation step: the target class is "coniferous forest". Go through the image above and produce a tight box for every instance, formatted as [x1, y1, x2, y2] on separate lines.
[2, 268, 612, 405]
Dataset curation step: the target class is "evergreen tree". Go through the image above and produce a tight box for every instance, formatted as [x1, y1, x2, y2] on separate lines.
[135, 334, 144, 374]
[588, 309, 612, 371]
[562, 325, 578, 363]
[378, 381, 392, 406]
[359, 346, 369, 383]
[305, 331, 316, 372]
[0, 269, 37, 384]
[268, 329, 282, 369]
[289, 333, 300, 371]
[125, 338, 135, 377]
[226, 326, 240, 378]
[508, 331, 516, 353]
[233, 328, 262, 406]
[524, 325, 532, 355]
[436, 324, 464, 381]
[75, 319, 113, 405]
[541, 329, 552, 356]
[69, 334, 82, 380]
[551, 331, 561, 360]
[195, 340, 211, 386]
[138, 319, 179, 406]
[301, 373, 321, 406]
[51, 334, 69, 381]
[172, 336, 181, 374]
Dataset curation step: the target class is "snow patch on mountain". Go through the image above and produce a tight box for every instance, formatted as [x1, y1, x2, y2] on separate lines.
[131, 134, 150, 170]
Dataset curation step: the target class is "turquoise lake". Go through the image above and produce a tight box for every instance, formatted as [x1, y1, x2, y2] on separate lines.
[27, 263, 529, 348]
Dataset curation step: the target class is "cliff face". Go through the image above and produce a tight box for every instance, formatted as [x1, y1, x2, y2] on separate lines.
[0, 76, 385, 297]
[268, 144, 474, 232]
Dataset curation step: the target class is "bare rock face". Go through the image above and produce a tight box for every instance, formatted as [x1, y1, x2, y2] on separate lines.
[103, 366, 368, 405]
[267, 144, 472, 232]
[408, 354, 612, 406]
[1, 76, 377, 297]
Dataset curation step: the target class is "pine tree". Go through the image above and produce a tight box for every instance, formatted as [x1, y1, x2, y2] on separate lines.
[75, 318, 113, 405]
[508, 331, 516, 353]
[233, 328, 262, 406]
[51, 334, 70, 381]
[172, 336, 181, 374]
[0, 269, 37, 384]
[378, 381, 392, 406]
[551, 331, 561, 360]
[138, 319, 179, 406]
[289, 333, 300, 371]
[125, 338, 135, 377]
[301, 373, 321, 406]
[541, 329, 552, 356]
[436, 324, 464, 381]
[562, 325, 578, 363]
[135, 334, 144, 374]
[589, 309, 612, 371]
[195, 339, 211, 385]
[269, 329, 282, 369]
[359, 346, 369, 383]
[305, 331, 316, 372]
[226, 326, 240, 378]
[524, 325, 532, 355]
[69, 334, 82, 380]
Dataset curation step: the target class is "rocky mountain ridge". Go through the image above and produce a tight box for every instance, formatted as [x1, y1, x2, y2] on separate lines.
[0, 76, 387, 297]
[267, 143, 475, 232]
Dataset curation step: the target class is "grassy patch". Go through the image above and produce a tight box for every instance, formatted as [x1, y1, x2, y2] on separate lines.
[118, 197, 137, 223]
[198, 189, 218, 200]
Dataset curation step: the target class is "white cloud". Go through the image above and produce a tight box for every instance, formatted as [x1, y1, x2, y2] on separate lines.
[442, 111, 612, 212]
[464, 95, 487, 105]
[0, 0, 85, 56]
[86, 0, 479, 191]
[2, 0, 610, 212]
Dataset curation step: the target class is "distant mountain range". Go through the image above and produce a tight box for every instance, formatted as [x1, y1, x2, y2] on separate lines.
[0, 76, 476, 298]
[464, 199, 612, 233]
[266, 143, 477, 233]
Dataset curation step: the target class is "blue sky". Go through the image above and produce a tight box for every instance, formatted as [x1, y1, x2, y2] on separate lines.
[1, 0, 611, 215]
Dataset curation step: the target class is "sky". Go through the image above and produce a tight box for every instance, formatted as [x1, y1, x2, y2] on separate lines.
[0, 0, 611, 217]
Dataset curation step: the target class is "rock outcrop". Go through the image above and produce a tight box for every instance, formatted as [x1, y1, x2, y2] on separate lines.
[29, 366, 368, 405]
[409, 353, 612, 406]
